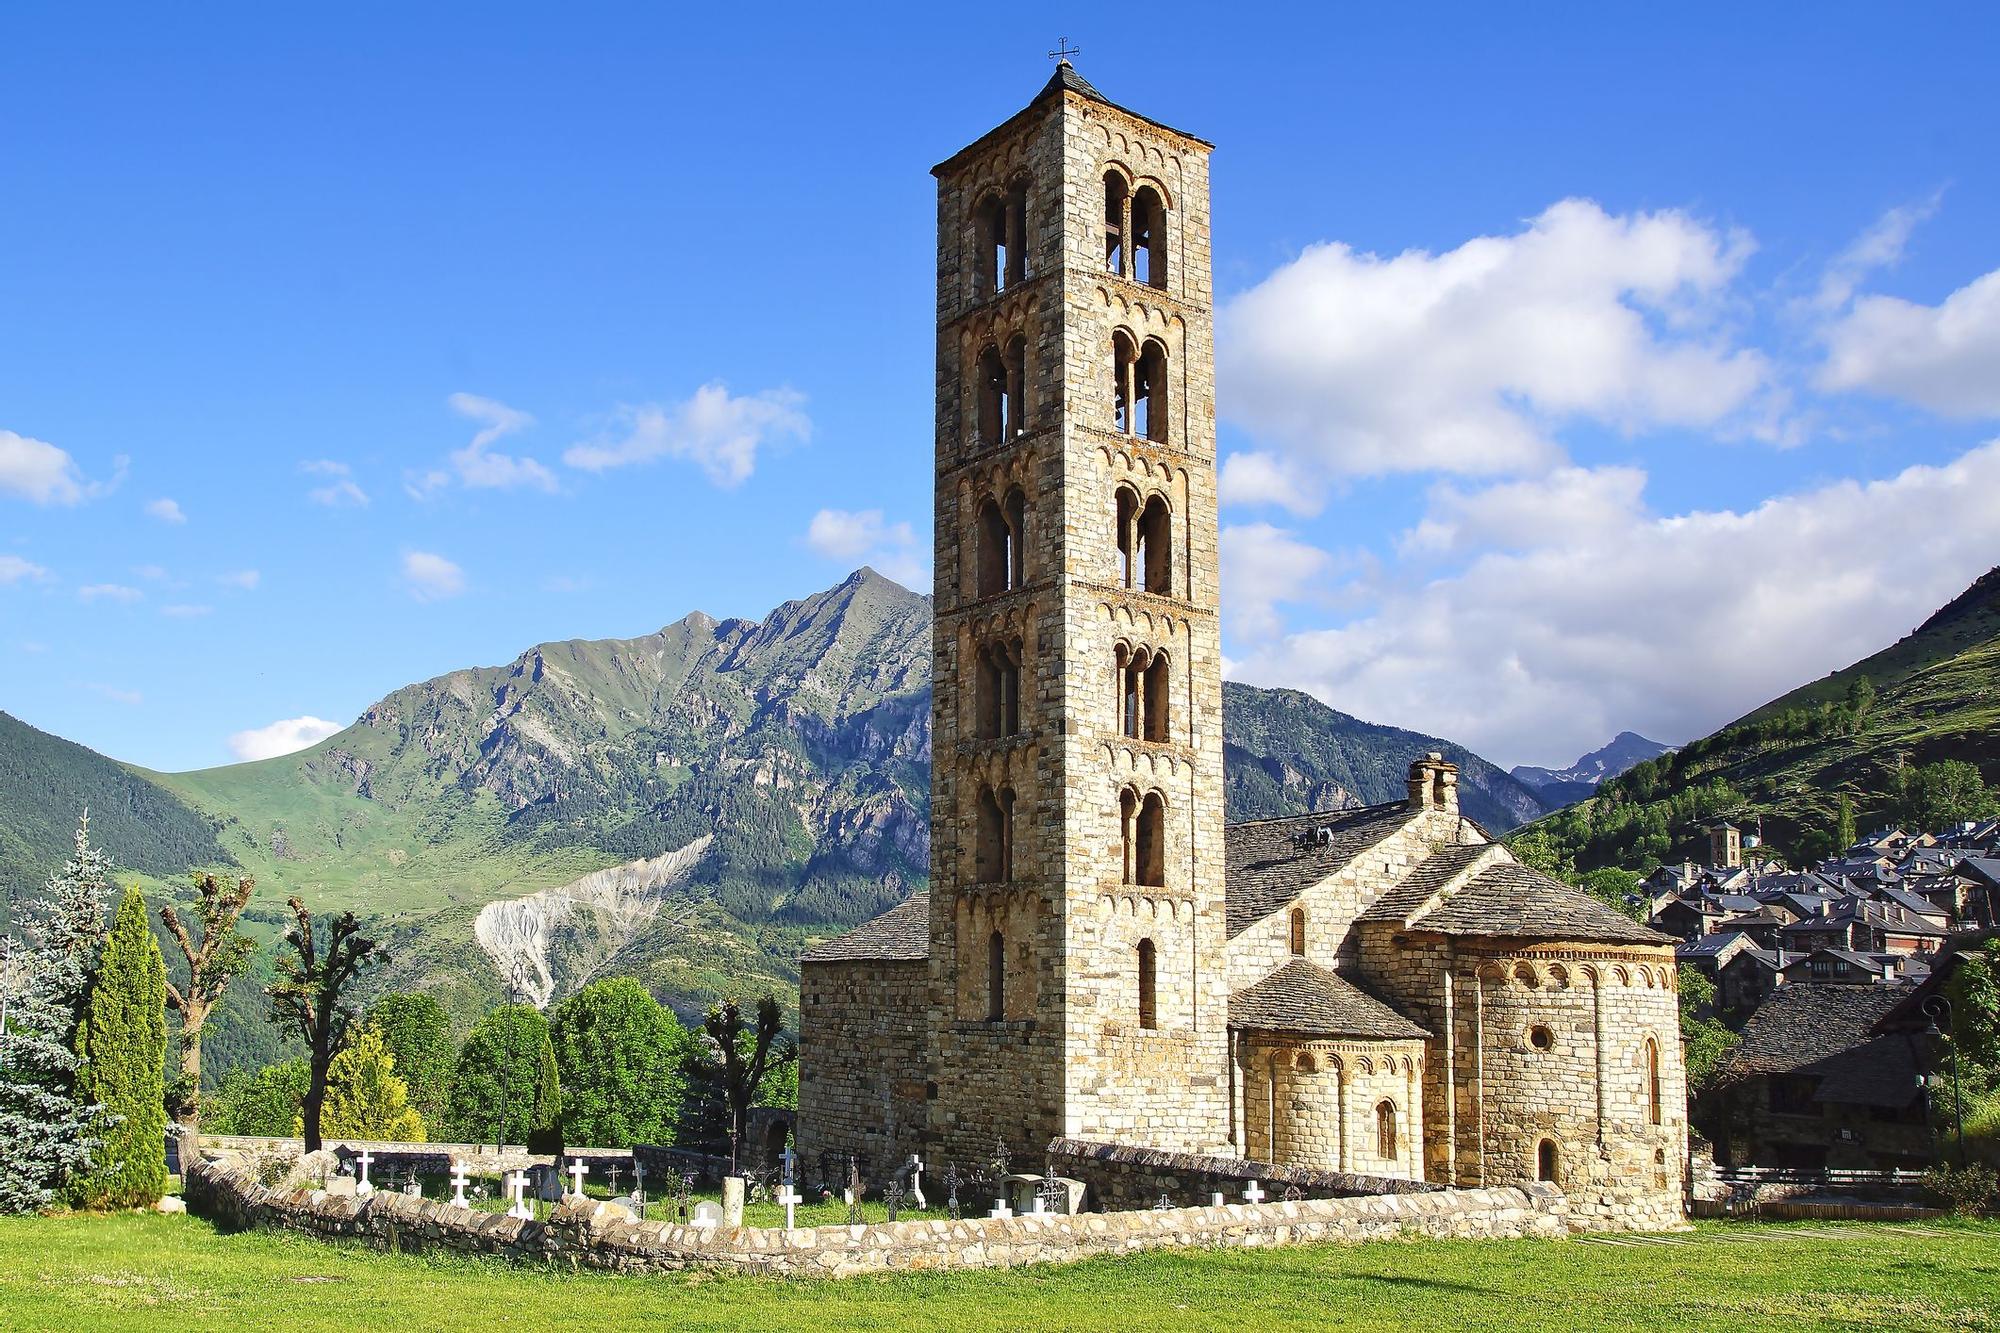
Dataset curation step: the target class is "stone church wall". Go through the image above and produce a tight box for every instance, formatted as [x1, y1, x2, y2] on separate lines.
[1236, 1036, 1426, 1178]
[796, 959, 930, 1180]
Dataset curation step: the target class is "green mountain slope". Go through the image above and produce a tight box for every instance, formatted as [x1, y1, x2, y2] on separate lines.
[1527, 565, 2000, 871]
[0, 710, 226, 912]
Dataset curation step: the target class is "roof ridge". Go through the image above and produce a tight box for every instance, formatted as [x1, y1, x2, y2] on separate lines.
[1225, 799, 1409, 830]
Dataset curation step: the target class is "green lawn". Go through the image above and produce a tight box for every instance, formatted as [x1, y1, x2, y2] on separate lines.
[1, 1212, 1995, 1331]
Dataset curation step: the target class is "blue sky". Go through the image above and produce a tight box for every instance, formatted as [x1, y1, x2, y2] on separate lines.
[3, 2, 1997, 772]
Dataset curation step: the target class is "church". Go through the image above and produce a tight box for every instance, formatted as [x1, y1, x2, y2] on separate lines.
[797, 63, 1687, 1223]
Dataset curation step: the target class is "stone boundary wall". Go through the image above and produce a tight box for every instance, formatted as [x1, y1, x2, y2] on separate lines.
[184, 1159, 1569, 1278]
[1047, 1138, 1437, 1212]
[185, 1134, 634, 1176]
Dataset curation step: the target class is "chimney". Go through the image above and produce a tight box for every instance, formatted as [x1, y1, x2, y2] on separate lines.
[1407, 752, 1459, 814]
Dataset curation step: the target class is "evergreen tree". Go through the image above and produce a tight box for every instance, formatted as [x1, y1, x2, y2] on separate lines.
[1834, 794, 1858, 853]
[445, 1005, 560, 1150]
[312, 1029, 424, 1141]
[0, 813, 110, 1212]
[71, 885, 168, 1208]
[364, 992, 454, 1131]
[551, 978, 688, 1148]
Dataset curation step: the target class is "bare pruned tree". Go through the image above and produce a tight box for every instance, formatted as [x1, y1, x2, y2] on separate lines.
[267, 898, 381, 1151]
[160, 873, 255, 1127]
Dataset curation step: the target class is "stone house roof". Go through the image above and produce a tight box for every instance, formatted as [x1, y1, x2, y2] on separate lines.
[1405, 862, 1674, 946]
[800, 891, 930, 963]
[1222, 802, 1418, 938]
[1228, 959, 1430, 1041]
[1359, 842, 1495, 925]
[1712, 982, 1910, 1088]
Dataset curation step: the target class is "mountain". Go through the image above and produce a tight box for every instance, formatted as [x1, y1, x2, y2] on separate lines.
[1222, 683, 1549, 832]
[1526, 565, 2000, 872]
[1511, 731, 1673, 809]
[4, 569, 1534, 1038]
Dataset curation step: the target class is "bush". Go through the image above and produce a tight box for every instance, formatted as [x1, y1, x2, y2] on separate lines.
[1923, 1161, 1998, 1216]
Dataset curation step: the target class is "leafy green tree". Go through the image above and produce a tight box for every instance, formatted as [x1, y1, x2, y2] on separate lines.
[699, 995, 795, 1172]
[1678, 965, 1739, 1094]
[1893, 760, 1998, 834]
[0, 814, 110, 1212]
[1834, 794, 1859, 854]
[551, 978, 689, 1148]
[159, 872, 255, 1127]
[312, 1028, 424, 1141]
[1944, 941, 2000, 1097]
[266, 899, 381, 1153]
[445, 1005, 560, 1150]
[205, 1060, 307, 1136]
[71, 884, 168, 1208]
[365, 992, 454, 1131]
[1507, 828, 1575, 880]
[1577, 867, 1645, 921]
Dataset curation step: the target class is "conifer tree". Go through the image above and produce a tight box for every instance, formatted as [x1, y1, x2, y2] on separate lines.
[71, 885, 168, 1208]
[364, 992, 454, 1132]
[312, 1028, 424, 1142]
[445, 1005, 561, 1150]
[0, 814, 110, 1212]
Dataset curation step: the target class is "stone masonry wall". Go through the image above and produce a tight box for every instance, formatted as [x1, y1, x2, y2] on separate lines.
[796, 958, 930, 1179]
[1047, 1138, 1437, 1213]
[185, 1157, 1575, 1279]
[1236, 1036, 1426, 1178]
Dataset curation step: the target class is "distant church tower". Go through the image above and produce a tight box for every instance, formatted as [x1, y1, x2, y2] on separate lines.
[926, 63, 1229, 1163]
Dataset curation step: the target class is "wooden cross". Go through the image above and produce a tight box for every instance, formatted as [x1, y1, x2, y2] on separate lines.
[1048, 37, 1080, 63]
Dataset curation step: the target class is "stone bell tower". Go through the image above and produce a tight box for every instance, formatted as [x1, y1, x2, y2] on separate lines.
[926, 63, 1228, 1166]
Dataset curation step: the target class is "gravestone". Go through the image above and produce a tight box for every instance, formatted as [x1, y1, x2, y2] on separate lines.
[721, 1176, 745, 1227]
[691, 1200, 723, 1228]
[450, 1165, 471, 1209]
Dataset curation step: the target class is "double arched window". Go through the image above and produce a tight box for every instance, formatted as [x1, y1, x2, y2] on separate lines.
[1114, 642, 1169, 743]
[1111, 332, 1169, 443]
[1103, 171, 1167, 288]
[976, 335, 1028, 445]
[976, 488, 1027, 597]
[975, 785, 1016, 884]
[1114, 487, 1172, 594]
[1118, 788, 1167, 887]
[975, 179, 1030, 297]
[974, 639, 1023, 739]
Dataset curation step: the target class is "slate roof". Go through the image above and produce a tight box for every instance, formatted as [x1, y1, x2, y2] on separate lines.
[1677, 930, 1753, 960]
[1713, 982, 1910, 1087]
[1223, 802, 1418, 938]
[1359, 842, 1495, 924]
[1228, 960, 1430, 1040]
[932, 62, 1212, 177]
[1813, 1033, 1925, 1109]
[1957, 857, 2000, 888]
[1407, 862, 1675, 945]
[800, 891, 930, 963]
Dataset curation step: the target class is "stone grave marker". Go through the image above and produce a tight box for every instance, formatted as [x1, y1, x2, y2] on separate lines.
[691, 1199, 723, 1228]
[506, 1170, 533, 1221]
[354, 1150, 375, 1198]
[568, 1159, 588, 1199]
[450, 1164, 471, 1209]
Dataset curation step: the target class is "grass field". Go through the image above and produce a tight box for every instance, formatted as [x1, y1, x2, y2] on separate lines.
[0, 1212, 1995, 1331]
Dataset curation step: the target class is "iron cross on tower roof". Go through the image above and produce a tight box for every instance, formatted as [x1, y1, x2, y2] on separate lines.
[1048, 36, 1080, 63]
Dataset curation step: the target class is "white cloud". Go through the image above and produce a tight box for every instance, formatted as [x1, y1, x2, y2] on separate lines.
[302, 459, 369, 507]
[0, 554, 49, 585]
[1819, 266, 2000, 417]
[1220, 523, 1335, 641]
[565, 383, 809, 488]
[804, 508, 930, 589]
[1811, 193, 1942, 313]
[1229, 438, 2000, 769]
[402, 550, 465, 602]
[1217, 199, 1770, 495]
[145, 497, 187, 524]
[160, 603, 213, 618]
[133, 564, 170, 582]
[0, 429, 90, 505]
[86, 683, 143, 705]
[77, 583, 142, 603]
[1218, 451, 1328, 516]
[228, 715, 344, 762]
[444, 393, 556, 492]
[218, 569, 260, 590]
[1399, 465, 1648, 557]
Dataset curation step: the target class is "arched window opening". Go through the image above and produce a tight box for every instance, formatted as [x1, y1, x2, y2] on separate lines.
[1138, 495, 1171, 594]
[974, 194, 1007, 297]
[1119, 787, 1140, 885]
[1645, 1038, 1662, 1126]
[1117, 644, 1140, 739]
[1131, 186, 1167, 288]
[1537, 1139, 1559, 1183]
[1376, 1100, 1397, 1158]
[1004, 334, 1028, 438]
[1103, 172, 1128, 276]
[987, 929, 1006, 1022]
[976, 345, 1008, 447]
[1289, 907, 1306, 957]
[1004, 179, 1029, 288]
[1115, 487, 1139, 587]
[1137, 791, 1166, 888]
[975, 641, 1021, 739]
[1135, 341, 1168, 443]
[1112, 332, 1136, 434]
[1142, 653, 1169, 743]
[976, 497, 1010, 597]
[1003, 488, 1027, 587]
[1137, 939, 1157, 1030]
[975, 785, 1015, 883]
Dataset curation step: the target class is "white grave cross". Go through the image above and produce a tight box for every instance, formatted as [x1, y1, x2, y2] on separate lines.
[450, 1164, 470, 1209]
[777, 1182, 802, 1230]
[1029, 1193, 1049, 1216]
[1242, 1181, 1266, 1205]
[1212, 1192, 1226, 1207]
[569, 1159, 588, 1198]
[507, 1170, 533, 1220]
[989, 1201, 1014, 1220]
[354, 1151, 375, 1198]
[907, 1153, 927, 1209]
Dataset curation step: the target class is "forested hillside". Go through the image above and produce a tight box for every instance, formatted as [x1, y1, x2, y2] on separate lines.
[1523, 566, 2000, 872]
